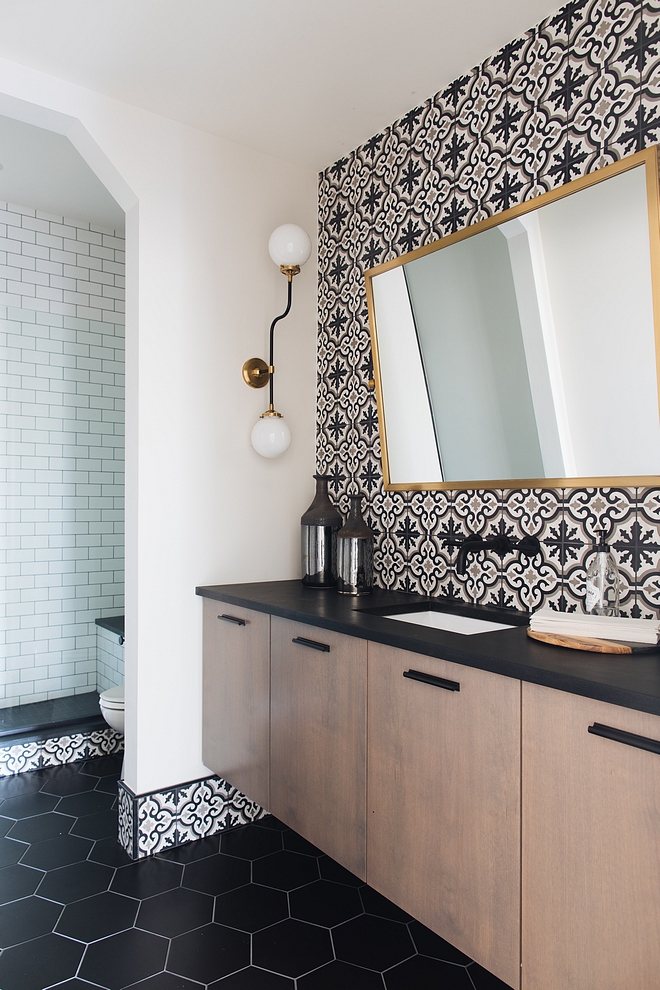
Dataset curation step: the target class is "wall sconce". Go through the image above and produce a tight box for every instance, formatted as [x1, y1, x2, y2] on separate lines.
[243, 223, 312, 457]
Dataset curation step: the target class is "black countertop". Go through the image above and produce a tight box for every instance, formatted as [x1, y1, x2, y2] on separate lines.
[196, 581, 660, 717]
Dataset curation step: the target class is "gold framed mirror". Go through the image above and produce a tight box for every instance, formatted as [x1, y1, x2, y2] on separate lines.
[365, 146, 660, 491]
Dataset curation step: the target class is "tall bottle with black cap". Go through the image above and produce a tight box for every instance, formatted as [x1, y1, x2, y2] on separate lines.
[585, 527, 621, 616]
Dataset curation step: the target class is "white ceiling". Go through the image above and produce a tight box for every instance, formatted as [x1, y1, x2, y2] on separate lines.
[0, 115, 125, 229]
[0, 0, 562, 173]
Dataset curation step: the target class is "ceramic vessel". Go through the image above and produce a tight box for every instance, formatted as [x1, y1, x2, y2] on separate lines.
[301, 474, 342, 587]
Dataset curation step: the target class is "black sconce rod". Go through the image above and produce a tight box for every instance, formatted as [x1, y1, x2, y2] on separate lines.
[269, 277, 293, 408]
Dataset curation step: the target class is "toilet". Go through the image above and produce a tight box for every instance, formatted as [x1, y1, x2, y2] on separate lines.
[99, 684, 125, 734]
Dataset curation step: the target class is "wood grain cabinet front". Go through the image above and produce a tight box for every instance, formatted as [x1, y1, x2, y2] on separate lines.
[367, 642, 521, 990]
[270, 616, 367, 880]
[202, 599, 270, 810]
[522, 682, 660, 990]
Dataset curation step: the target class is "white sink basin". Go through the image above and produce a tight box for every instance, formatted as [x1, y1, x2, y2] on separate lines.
[383, 610, 515, 635]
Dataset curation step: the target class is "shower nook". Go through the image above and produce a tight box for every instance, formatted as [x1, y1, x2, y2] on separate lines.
[0, 115, 125, 770]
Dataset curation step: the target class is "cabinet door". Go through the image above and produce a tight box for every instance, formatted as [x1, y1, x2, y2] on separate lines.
[522, 682, 660, 990]
[368, 642, 521, 990]
[202, 599, 270, 810]
[270, 616, 367, 880]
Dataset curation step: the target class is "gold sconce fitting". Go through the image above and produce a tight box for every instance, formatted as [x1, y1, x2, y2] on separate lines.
[261, 404, 283, 418]
[280, 264, 301, 282]
[242, 358, 272, 389]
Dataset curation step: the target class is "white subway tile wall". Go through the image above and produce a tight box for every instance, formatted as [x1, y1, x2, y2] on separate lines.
[97, 624, 125, 694]
[0, 202, 125, 708]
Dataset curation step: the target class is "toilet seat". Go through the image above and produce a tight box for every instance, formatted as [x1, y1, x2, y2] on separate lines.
[99, 685, 124, 709]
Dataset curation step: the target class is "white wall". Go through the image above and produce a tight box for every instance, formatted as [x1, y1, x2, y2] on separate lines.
[1, 203, 125, 707]
[0, 57, 318, 794]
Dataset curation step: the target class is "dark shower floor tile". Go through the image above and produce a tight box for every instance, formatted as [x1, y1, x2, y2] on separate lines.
[0, 692, 101, 736]
[0, 754, 513, 989]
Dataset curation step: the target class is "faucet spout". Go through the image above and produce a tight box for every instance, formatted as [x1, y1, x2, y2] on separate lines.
[445, 531, 541, 576]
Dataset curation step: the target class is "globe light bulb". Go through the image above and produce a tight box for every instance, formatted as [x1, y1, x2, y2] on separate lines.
[268, 224, 312, 268]
[251, 412, 292, 458]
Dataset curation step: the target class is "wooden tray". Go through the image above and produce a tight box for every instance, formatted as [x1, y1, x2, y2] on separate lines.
[527, 627, 659, 654]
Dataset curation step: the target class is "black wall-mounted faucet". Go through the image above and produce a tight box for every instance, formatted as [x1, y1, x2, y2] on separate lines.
[444, 531, 541, 575]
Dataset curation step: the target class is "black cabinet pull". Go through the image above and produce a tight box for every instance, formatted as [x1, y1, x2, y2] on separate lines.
[218, 614, 246, 626]
[292, 636, 330, 653]
[403, 668, 460, 692]
[588, 721, 660, 755]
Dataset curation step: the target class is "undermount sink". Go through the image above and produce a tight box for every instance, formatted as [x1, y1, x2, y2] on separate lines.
[357, 599, 528, 636]
[383, 611, 516, 635]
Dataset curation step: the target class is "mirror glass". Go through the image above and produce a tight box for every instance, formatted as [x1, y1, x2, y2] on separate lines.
[367, 150, 660, 489]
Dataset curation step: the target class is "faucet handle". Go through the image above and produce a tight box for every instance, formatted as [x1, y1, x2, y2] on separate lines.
[515, 534, 541, 559]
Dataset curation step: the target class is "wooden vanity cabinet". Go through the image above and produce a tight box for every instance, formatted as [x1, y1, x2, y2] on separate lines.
[202, 599, 270, 810]
[522, 682, 660, 990]
[270, 616, 367, 880]
[367, 642, 521, 990]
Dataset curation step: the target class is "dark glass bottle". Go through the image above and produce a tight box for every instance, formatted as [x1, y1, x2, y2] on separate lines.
[336, 494, 375, 595]
[301, 474, 342, 587]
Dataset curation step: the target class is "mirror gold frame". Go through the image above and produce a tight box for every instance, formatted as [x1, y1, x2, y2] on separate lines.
[365, 146, 660, 491]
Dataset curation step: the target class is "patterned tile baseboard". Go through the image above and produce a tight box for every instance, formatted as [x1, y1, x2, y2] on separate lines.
[118, 775, 265, 859]
[0, 727, 123, 776]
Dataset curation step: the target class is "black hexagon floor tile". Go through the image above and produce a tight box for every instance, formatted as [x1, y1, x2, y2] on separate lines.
[136, 886, 214, 937]
[0, 863, 44, 903]
[56, 789, 115, 818]
[251, 849, 320, 891]
[77, 756, 123, 778]
[89, 835, 133, 868]
[214, 882, 289, 933]
[36, 859, 114, 904]
[220, 822, 283, 860]
[385, 953, 476, 989]
[0, 791, 59, 819]
[209, 967, 294, 988]
[70, 808, 118, 840]
[20, 833, 93, 870]
[0, 772, 47, 799]
[111, 857, 183, 898]
[409, 917, 473, 964]
[468, 960, 516, 989]
[318, 855, 364, 888]
[333, 913, 415, 971]
[252, 815, 288, 832]
[0, 836, 28, 867]
[0, 895, 62, 947]
[8, 811, 75, 843]
[0, 753, 515, 990]
[298, 959, 385, 990]
[289, 879, 363, 928]
[79, 927, 169, 989]
[40, 769, 98, 797]
[154, 834, 220, 864]
[0, 932, 84, 990]
[94, 774, 122, 794]
[56, 890, 139, 942]
[167, 923, 250, 984]
[281, 830, 322, 857]
[361, 884, 413, 923]
[125, 974, 204, 990]
[252, 918, 333, 978]
[182, 853, 250, 895]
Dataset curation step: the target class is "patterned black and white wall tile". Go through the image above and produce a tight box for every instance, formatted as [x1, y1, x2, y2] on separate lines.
[117, 775, 265, 860]
[0, 727, 123, 777]
[317, 0, 660, 617]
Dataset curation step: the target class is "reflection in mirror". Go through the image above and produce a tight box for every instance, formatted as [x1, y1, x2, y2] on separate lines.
[367, 149, 660, 489]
